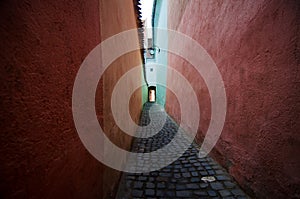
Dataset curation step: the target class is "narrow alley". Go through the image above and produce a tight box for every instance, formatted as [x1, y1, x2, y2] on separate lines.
[0, 0, 299, 199]
[116, 103, 249, 198]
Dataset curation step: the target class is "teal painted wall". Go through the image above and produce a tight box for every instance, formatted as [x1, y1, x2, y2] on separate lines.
[153, 0, 168, 107]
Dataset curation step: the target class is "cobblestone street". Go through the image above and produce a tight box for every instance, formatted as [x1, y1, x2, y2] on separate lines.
[116, 103, 250, 199]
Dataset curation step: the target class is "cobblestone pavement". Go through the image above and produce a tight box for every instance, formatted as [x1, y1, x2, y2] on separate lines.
[116, 103, 250, 199]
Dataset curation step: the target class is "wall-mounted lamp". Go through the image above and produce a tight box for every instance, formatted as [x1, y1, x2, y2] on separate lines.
[148, 46, 160, 55]
[149, 48, 155, 55]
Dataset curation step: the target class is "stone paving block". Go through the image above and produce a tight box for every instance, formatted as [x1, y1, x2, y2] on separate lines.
[150, 171, 158, 176]
[194, 190, 208, 197]
[132, 190, 143, 197]
[180, 168, 188, 172]
[145, 189, 155, 196]
[182, 172, 191, 178]
[212, 165, 222, 170]
[200, 182, 209, 188]
[216, 174, 231, 181]
[168, 183, 175, 189]
[210, 182, 224, 190]
[191, 171, 199, 176]
[215, 169, 224, 175]
[146, 182, 155, 189]
[196, 166, 205, 171]
[137, 176, 147, 181]
[189, 167, 196, 172]
[176, 190, 192, 197]
[199, 158, 208, 163]
[175, 184, 187, 190]
[184, 163, 192, 168]
[207, 169, 215, 175]
[165, 190, 175, 197]
[157, 182, 166, 189]
[133, 181, 143, 189]
[156, 176, 168, 182]
[208, 190, 218, 197]
[174, 173, 181, 178]
[231, 188, 246, 196]
[126, 175, 135, 180]
[148, 177, 155, 182]
[200, 171, 208, 176]
[170, 178, 178, 183]
[186, 183, 200, 190]
[224, 181, 236, 188]
[174, 165, 181, 169]
[219, 190, 232, 197]
[156, 190, 164, 197]
[190, 177, 201, 183]
[159, 172, 172, 177]
[162, 168, 171, 172]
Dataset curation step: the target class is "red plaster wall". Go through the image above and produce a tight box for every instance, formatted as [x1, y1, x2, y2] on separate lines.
[1, 0, 142, 198]
[98, 0, 143, 198]
[0, 0, 114, 198]
[166, 0, 300, 198]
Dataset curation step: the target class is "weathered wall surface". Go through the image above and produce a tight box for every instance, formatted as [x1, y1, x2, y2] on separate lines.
[0, 0, 142, 198]
[0, 0, 103, 198]
[166, 0, 300, 198]
[99, 0, 143, 198]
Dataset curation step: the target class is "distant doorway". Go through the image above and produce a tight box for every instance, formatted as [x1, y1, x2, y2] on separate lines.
[148, 86, 156, 102]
